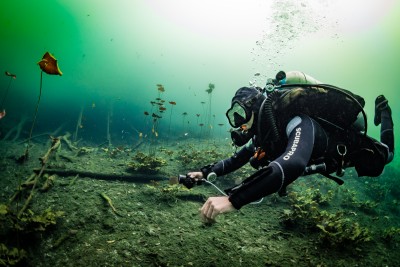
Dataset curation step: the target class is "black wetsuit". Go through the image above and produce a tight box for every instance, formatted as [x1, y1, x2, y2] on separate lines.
[203, 112, 394, 210]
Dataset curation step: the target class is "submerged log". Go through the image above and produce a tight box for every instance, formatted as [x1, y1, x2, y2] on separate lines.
[32, 168, 167, 183]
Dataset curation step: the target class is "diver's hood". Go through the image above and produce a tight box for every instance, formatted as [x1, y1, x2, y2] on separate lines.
[228, 87, 266, 129]
[231, 87, 266, 115]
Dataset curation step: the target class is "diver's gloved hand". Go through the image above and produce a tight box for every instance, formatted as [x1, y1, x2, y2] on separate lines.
[374, 95, 391, 126]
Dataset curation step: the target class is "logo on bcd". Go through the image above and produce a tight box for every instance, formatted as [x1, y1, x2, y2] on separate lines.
[283, 127, 301, 160]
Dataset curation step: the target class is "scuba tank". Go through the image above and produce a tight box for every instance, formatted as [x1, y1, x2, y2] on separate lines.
[262, 70, 366, 134]
[279, 70, 322, 85]
[264, 70, 321, 92]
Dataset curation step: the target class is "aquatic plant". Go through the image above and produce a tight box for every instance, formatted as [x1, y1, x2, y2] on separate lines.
[145, 183, 190, 204]
[0, 242, 27, 266]
[281, 188, 371, 248]
[20, 52, 62, 162]
[106, 103, 113, 147]
[175, 144, 226, 170]
[382, 227, 400, 242]
[200, 101, 206, 115]
[339, 188, 379, 215]
[142, 111, 150, 137]
[316, 210, 371, 247]
[199, 123, 204, 138]
[195, 113, 201, 126]
[205, 83, 215, 137]
[0, 203, 63, 265]
[73, 105, 84, 142]
[127, 151, 167, 174]
[156, 84, 165, 94]
[0, 71, 17, 115]
[168, 101, 176, 139]
[145, 85, 166, 155]
[217, 123, 225, 137]
[182, 112, 188, 133]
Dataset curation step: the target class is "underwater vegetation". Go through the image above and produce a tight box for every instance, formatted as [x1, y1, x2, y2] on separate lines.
[205, 83, 215, 137]
[19, 52, 63, 163]
[0, 204, 64, 266]
[127, 151, 167, 174]
[0, 48, 398, 266]
[143, 84, 176, 155]
[279, 174, 400, 250]
[144, 182, 192, 204]
[0, 136, 65, 266]
[281, 188, 371, 247]
[0, 71, 17, 121]
[141, 82, 217, 142]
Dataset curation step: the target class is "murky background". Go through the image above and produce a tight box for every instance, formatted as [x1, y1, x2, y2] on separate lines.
[0, 0, 399, 160]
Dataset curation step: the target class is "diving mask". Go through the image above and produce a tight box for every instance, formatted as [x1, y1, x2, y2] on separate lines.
[226, 101, 252, 128]
[230, 112, 255, 147]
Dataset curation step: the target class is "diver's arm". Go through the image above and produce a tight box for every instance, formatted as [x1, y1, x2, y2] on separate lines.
[200, 142, 255, 179]
[228, 115, 316, 209]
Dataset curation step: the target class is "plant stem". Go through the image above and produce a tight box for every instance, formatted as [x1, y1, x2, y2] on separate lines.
[0, 76, 13, 108]
[24, 71, 43, 159]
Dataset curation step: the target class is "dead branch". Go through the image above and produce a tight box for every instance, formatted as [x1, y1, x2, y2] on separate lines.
[60, 132, 77, 151]
[2, 116, 28, 141]
[18, 136, 61, 217]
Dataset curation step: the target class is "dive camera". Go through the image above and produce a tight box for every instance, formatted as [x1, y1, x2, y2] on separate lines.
[174, 174, 204, 189]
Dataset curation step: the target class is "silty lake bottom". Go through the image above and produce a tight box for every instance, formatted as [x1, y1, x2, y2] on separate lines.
[0, 131, 399, 266]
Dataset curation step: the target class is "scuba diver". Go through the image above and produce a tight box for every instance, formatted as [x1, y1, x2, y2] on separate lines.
[185, 71, 395, 223]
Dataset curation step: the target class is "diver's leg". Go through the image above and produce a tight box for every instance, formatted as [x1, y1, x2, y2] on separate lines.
[375, 95, 394, 162]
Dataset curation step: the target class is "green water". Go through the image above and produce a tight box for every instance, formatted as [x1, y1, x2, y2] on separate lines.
[1, 1, 400, 265]
[1, 0, 399, 148]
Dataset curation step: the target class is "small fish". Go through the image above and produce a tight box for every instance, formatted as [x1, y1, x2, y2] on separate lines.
[182, 112, 188, 116]
[196, 114, 200, 117]
[159, 106, 166, 111]
[144, 111, 149, 116]
[5, 71, 16, 79]
[0, 109, 6, 119]
[169, 101, 176, 105]
[184, 133, 189, 136]
[199, 123, 204, 127]
[254, 72, 260, 76]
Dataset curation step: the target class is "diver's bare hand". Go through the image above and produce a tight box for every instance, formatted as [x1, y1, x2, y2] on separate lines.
[187, 172, 203, 181]
[200, 196, 236, 223]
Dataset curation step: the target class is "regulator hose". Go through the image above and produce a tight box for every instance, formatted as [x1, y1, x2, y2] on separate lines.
[258, 90, 280, 143]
